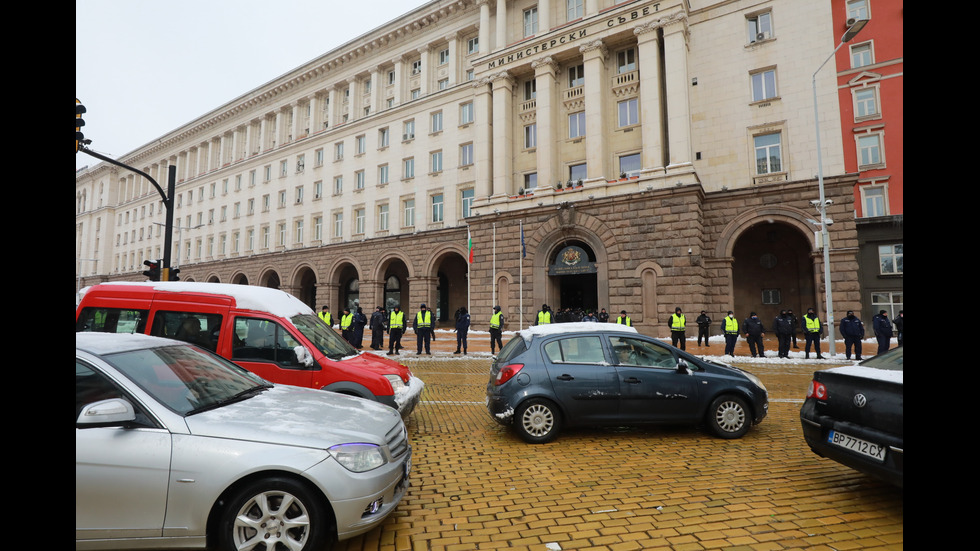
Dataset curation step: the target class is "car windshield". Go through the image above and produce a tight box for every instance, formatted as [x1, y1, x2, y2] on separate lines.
[291, 313, 358, 359]
[859, 346, 903, 371]
[103, 344, 271, 416]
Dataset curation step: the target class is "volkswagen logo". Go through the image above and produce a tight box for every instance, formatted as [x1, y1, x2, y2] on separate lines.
[853, 393, 867, 408]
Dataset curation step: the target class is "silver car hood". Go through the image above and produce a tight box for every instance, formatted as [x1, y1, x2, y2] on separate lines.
[183, 385, 401, 449]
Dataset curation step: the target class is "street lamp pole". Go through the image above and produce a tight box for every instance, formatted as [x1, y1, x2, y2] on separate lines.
[812, 18, 868, 358]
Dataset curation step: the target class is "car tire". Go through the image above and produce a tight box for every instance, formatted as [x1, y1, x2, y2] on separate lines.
[707, 394, 751, 439]
[217, 476, 330, 551]
[514, 398, 562, 444]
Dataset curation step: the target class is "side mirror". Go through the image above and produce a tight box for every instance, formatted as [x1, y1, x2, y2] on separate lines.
[77, 398, 136, 426]
[294, 345, 315, 367]
[676, 359, 690, 374]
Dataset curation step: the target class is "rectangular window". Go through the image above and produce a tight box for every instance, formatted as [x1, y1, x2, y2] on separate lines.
[387, 70, 396, 85]
[854, 87, 879, 119]
[379, 127, 390, 148]
[431, 151, 443, 173]
[524, 80, 536, 101]
[568, 64, 584, 88]
[461, 188, 474, 218]
[747, 12, 773, 42]
[334, 142, 344, 160]
[378, 203, 389, 231]
[314, 148, 324, 166]
[460, 102, 474, 124]
[355, 170, 365, 190]
[569, 163, 587, 182]
[523, 7, 538, 37]
[751, 69, 777, 102]
[619, 153, 641, 176]
[850, 42, 873, 68]
[524, 123, 537, 148]
[314, 216, 322, 240]
[438, 78, 449, 90]
[858, 134, 883, 167]
[566, 0, 583, 20]
[403, 120, 415, 140]
[438, 48, 450, 65]
[569, 111, 586, 138]
[379, 164, 389, 185]
[847, 0, 870, 21]
[878, 244, 905, 275]
[754, 133, 782, 174]
[431, 111, 443, 133]
[617, 98, 639, 127]
[403, 157, 415, 179]
[616, 48, 636, 74]
[861, 185, 887, 217]
[356, 135, 366, 155]
[871, 291, 903, 320]
[403, 199, 415, 228]
[431, 194, 444, 223]
[295, 220, 304, 244]
[333, 212, 343, 238]
[460, 143, 474, 166]
[467, 36, 479, 54]
[411, 59, 422, 75]
[314, 180, 322, 199]
[762, 289, 781, 305]
[411, 88, 421, 100]
[334, 176, 343, 195]
[294, 186, 304, 204]
[523, 172, 537, 191]
[354, 208, 365, 235]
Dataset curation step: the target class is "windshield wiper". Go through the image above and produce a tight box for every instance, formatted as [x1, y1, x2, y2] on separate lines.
[186, 383, 273, 416]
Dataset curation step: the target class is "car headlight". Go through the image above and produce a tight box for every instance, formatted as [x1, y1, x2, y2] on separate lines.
[384, 374, 406, 391]
[744, 372, 767, 393]
[328, 443, 387, 472]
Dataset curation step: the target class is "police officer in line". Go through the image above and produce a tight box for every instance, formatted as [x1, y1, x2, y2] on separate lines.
[722, 311, 739, 356]
[340, 307, 353, 343]
[668, 307, 686, 350]
[387, 305, 404, 355]
[318, 305, 333, 327]
[743, 312, 766, 358]
[617, 310, 632, 326]
[840, 310, 865, 361]
[872, 309, 893, 354]
[369, 306, 386, 351]
[802, 307, 824, 360]
[536, 304, 552, 325]
[413, 303, 433, 355]
[489, 306, 504, 355]
[696, 310, 712, 346]
[774, 310, 794, 358]
[454, 307, 470, 354]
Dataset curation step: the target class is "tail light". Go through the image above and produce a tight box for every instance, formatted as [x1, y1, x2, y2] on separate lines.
[806, 380, 828, 400]
[495, 363, 524, 386]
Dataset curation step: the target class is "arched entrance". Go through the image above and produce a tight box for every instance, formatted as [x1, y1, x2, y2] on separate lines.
[731, 222, 814, 324]
[548, 241, 598, 314]
[295, 267, 317, 309]
[433, 252, 467, 322]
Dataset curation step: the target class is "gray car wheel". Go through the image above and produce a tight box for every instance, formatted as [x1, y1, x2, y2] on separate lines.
[514, 399, 562, 443]
[218, 477, 329, 551]
[707, 394, 750, 439]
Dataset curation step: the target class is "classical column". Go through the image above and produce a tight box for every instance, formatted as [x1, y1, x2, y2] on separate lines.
[347, 79, 360, 121]
[581, 39, 608, 181]
[326, 87, 337, 129]
[473, 79, 494, 202]
[391, 56, 404, 107]
[291, 103, 302, 141]
[635, 22, 664, 173]
[490, 71, 514, 198]
[539, 0, 551, 32]
[418, 46, 430, 97]
[495, 0, 507, 52]
[532, 57, 559, 189]
[372, 66, 384, 113]
[445, 32, 458, 85]
[478, 0, 491, 54]
[661, 12, 693, 171]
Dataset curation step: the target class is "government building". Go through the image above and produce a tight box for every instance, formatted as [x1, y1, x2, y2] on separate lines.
[75, 0, 869, 337]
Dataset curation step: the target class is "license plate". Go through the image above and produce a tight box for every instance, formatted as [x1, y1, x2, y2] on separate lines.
[828, 430, 886, 462]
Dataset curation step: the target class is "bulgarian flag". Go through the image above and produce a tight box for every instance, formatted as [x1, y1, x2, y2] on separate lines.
[467, 228, 474, 264]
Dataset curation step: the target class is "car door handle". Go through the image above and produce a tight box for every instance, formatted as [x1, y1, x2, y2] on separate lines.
[623, 377, 641, 384]
[556, 374, 574, 381]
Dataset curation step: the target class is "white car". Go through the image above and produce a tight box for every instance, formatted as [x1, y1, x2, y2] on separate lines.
[76, 332, 411, 550]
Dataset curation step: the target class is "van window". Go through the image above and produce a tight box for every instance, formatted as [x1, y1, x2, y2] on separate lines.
[149, 311, 222, 352]
[76, 307, 149, 334]
[232, 317, 303, 367]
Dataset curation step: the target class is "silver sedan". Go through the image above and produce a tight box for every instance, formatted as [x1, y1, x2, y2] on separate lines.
[76, 332, 411, 550]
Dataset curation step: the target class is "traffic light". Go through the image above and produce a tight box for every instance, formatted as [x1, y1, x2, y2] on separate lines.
[76, 98, 87, 153]
[169, 267, 181, 281]
[142, 259, 161, 281]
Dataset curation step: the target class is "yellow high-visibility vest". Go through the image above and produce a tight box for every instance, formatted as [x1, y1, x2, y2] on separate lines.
[724, 317, 739, 334]
[389, 311, 404, 329]
[490, 312, 503, 329]
[670, 314, 686, 331]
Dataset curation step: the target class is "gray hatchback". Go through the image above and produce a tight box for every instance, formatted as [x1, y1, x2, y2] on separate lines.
[486, 323, 768, 443]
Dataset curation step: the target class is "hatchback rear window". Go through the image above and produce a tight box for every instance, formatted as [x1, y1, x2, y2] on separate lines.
[496, 334, 528, 363]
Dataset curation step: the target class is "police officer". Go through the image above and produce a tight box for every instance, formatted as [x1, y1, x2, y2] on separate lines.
[414, 303, 433, 355]
[743, 312, 766, 358]
[617, 310, 632, 326]
[802, 307, 824, 359]
[454, 307, 470, 354]
[872, 310, 893, 354]
[489, 306, 504, 355]
[318, 305, 333, 327]
[774, 310, 793, 358]
[387, 305, 404, 355]
[370, 306, 386, 350]
[536, 304, 552, 325]
[722, 311, 739, 356]
[668, 307, 686, 350]
[340, 307, 354, 343]
[696, 310, 712, 346]
[840, 310, 865, 361]
[598, 308, 610, 323]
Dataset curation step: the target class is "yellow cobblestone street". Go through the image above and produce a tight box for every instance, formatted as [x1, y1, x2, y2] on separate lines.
[335, 330, 903, 551]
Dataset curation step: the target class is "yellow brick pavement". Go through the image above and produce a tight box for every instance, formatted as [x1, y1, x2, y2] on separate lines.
[333, 329, 903, 551]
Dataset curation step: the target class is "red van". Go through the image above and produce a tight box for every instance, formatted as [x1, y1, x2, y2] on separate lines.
[75, 282, 423, 417]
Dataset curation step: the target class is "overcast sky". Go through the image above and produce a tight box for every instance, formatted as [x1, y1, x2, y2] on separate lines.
[76, 0, 426, 172]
